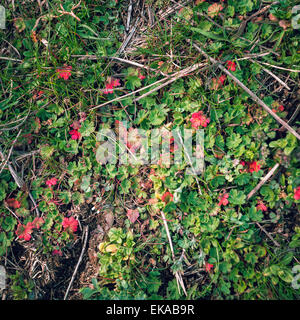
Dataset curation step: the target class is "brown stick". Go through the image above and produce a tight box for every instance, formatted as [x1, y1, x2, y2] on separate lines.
[235, 2, 279, 37]
[0, 144, 40, 217]
[0, 129, 22, 175]
[160, 211, 187, 296]
[134, 62, 205, 102]
[256, 222, 280, 247]
[249, 58, 291, 90]
[188, 40, 300, 141]
[246, 163, 281, 247]
[91, 62, 206, 110]
[64, 225, 89, 300]
[247, 163, 280, 199]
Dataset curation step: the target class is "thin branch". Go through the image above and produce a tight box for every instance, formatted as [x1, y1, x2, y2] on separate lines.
[58, 1, 81, 22]
[256, 222, 280, 247]
[188, 40, 300, 141]
[247, 163, 280, 199]
[119, 18, 140, 53]
[0, 146, 40, 217]
[246, 164, 281, 247]
[71, 55, 167, 76]
[249, 59, 290, 90]
[0, 129, 22, 175]
[91, 59, 208, 111]
[4, 205, 22, 224]
[235, 1, 279, 37]
[3, 39, 21, 58]
[64, 226, 89, 300]
[0, 57, 23, 63]
[176, 130, 202, 195]
[237, 52, 271, 61]
[91, 77, 171, 110]
[15, 150, 40, 162]
[126, 0, 133, 32]
[279, 105, 300, 132]
[256, 61, 300, 73]
[160, 211, 187, 296]
[133, 62, 206, 102]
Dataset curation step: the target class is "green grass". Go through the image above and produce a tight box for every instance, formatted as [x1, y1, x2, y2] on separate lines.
[0, 0, 300, 300]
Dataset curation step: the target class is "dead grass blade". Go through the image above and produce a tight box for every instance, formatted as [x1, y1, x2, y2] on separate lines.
[188, 40, 300, 141]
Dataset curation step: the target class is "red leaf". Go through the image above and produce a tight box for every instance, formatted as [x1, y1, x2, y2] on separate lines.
[62, 217, 78, 233]
[248, 161, 261, 173]
[294, 187, 300, 201]
[16, 222, 34, 241]
[161, 191, 174, 204]
[205, 262, 214, 272]
[127, 209, 139, 223]
[6, 198, 21, 209]
[32, 217, 45, 229]
[46, 177, 58, 187]
[190, 111, 210, 129]
[69, 129, 81, 140]
[57, 66, 72, 80]
[218, 193, 229, 206]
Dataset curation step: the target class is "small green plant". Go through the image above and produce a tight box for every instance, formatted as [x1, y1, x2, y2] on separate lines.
[98, 228, 136, 280]
[0, 0, 299, 300]
[9, 271, 35, 300]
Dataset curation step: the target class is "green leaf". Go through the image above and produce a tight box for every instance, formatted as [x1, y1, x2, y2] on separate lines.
[226, 5, 235, 17]
[190, 27, 228, 42]
[149, 105, 168, 126]
[79, 120, 95, 137]
[0, 185, 7, 202]
[281, 252, 294, 265]
[120, 179, 131, 193]
[219, 261, 232, 273]
[219, 279, 231, 294]
[135, 110, 149, 125]
[229, 189, 246, 205]
[237, 0, 254, 15]
[2, 216, 17, 232]
[245, 252, 258, 264]
[80, 175, 91, 192]
[255, 246, 267, 258]
[197, 21, 212, 32]
[40, 145, 55, 159]
[145, 271, 162, 294]
[126, 75, 142, 90]
[226, 133, 242, 149]
[72, 192, 85, 205]
[58, 191, 72, 204]
[260, 186, 275, 202]
[278, 268, 293, 283]
[235, 173, 251, 186]
[248, 206, 263, 222]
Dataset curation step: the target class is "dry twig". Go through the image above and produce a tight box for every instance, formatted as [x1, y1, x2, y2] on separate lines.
[160, 211, 187, 296]
[249, 58, 290, 90]
[235, 1, 279, 37]
[0, 145, 40, 217]
[247, 163, 280, 199]
[247, 163, 281, 247]
[0, 129, 22, 175]
[256, 222, 280, 247]
[134, 62, 206, 102]
[188, 40, 300, 141]
[64, 226, 89, 300]
[58, 1, 81, 22]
